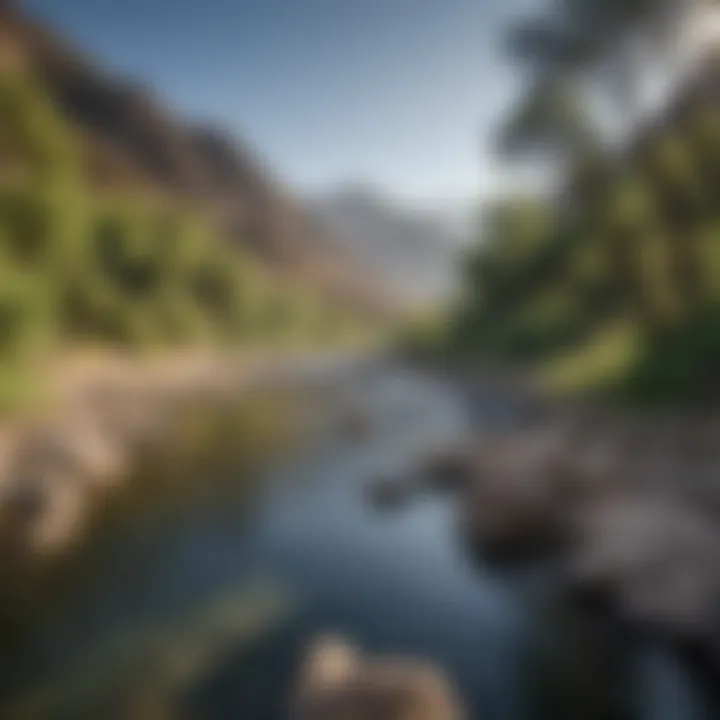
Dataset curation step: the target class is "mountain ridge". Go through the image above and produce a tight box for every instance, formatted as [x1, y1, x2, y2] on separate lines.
[311, 186, 471, 306]
[0, 1, 389, 313]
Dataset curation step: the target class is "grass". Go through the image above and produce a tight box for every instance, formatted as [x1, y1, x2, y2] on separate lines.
[537, 320, 642, 396]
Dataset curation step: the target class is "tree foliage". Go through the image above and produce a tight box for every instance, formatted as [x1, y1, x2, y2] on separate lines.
[446, 0, 720, 403]
[0, 67, 357, 387]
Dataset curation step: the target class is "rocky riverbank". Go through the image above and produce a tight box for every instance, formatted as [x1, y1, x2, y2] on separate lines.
[371, 387, 720, 707]
[0, 351, 331, 564]
[0, 358, 484, 720]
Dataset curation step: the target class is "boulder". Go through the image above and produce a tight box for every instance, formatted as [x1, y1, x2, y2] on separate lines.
[460, 464, 565, 564]
[292, 635, 466, 720]
[550, 434, 630, 505]
[459, 428, 576, 563]
[456, 413, 682, 565]
[14, 419, 127, 492]
[567, 493, 720, 641]
[0, 466, 87, 556]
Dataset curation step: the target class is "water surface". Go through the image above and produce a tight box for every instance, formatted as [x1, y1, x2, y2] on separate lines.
[0, 363, 711, 720]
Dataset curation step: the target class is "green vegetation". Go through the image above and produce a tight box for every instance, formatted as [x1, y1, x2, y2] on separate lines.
[443, 1, 720, 405]
[448, 126, 720, 403]
[0, 67, 360, 409]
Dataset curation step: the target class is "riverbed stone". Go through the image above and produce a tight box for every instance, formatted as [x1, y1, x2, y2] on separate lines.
[366, 472, 417, 510]
[418, 445, 477, 493]
[459, 427, 577, 563]
[0, 465, 87, 556]
[292, 635, 466, 720]
[567, 493, 720, 640]
[0, 354, 303, 558]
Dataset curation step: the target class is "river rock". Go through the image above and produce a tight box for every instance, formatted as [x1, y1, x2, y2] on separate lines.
[366, 473, 416, 510]
[459, 427, 577, 563]
[461, 466, 565, 563]
[0, 424, 97, 555]
[292, 635, 466, 720]
[0, 464, 87, 556]
[550, 434, 631, 506]
[20, 419, 127, 491]
[456, 409, 705, 565]
[567, 493, 720, 641]
[418, 446, 477, 493]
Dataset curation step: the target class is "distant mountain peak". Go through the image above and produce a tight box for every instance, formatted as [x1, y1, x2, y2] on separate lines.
[312, 187, 471, 306]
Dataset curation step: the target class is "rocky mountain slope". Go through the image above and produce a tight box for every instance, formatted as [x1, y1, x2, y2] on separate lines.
[0, 1, 387, 313]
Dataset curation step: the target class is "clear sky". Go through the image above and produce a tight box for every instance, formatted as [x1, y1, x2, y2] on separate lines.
[25, 0, 530, 205]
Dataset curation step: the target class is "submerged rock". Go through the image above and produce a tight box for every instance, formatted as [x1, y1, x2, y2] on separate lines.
[292, 635, 466, 720]
[418, 446, 477, 493]
[366, 473, 417, 511]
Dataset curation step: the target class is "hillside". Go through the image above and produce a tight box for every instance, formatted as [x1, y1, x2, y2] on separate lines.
[0, 1, 386, 313]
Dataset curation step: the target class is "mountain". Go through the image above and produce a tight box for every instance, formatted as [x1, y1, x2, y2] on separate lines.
[311, 186, 472, 306]
[0, 2, 388, 313]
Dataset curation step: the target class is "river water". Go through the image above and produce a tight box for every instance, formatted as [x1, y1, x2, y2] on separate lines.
[0, 362, 713, 720]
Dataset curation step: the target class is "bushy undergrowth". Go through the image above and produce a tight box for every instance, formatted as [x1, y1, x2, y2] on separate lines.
[0, 68, 360, 409]
[442, 105, 720, 405]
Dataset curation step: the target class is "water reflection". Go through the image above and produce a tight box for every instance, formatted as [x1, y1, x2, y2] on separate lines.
[0, 366, 712, 720]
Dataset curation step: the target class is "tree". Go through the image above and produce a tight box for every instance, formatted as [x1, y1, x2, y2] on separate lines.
[498, 76, 599, 166]
[498, 0, 715, 332]
[504, 0, 709, 146]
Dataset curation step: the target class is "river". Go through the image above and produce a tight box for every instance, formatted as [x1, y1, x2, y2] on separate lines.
[0, 361, 713, 719]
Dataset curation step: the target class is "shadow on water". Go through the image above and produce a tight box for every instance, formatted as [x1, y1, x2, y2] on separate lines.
[0, 363, 714, 720]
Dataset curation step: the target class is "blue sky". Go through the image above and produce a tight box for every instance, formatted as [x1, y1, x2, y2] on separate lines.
[26, 0, 529, 205]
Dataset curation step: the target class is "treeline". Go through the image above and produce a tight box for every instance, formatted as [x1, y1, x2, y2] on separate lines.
[444, 1, 720, 404]
[449, 115, 720, 401]
[0, 66, 357, 404]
